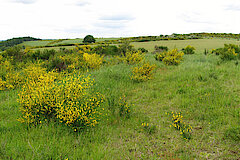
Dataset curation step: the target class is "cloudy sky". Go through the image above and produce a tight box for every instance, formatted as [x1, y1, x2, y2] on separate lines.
[0, 0, 240, 40]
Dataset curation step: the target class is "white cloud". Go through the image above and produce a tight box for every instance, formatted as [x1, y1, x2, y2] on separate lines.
[0, 0, 240, 40]
[11, 0, 37, 4]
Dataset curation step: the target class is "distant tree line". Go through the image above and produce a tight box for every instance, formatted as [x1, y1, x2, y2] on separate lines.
[0, 37, 41, 51]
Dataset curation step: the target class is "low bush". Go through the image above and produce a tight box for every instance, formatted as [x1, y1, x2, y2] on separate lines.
[211, 44, 240, 60]
[119, 41, 135, 56]
[137, 48, 148, 53]
[119, 51, 145, 65]
[3, 46, 25, 63]
[155, 49, 184, 65]
[18, 67, 105, 130]
[153, 45, 168, 54]
[182, 45, 195, 54]
[220, 48, 237, 60]
[155, 51, 167, 61]
[83, 53, 103, 69]
[92, 45, 120, 56]
[131, 63, 156, 82]
[47, 56, 67, 72]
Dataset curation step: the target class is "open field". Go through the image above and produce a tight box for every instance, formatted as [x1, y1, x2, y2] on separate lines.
[132, 38, 240, 52]
[1, 38, 240, 159]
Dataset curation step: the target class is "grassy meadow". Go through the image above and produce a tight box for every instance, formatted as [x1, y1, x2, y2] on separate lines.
[0, 38, 240, 159]
[132, 38, 240, 52]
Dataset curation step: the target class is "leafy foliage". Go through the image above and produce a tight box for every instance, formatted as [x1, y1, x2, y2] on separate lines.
[92, 45, 120, 56]
[153, 45, 168, 53]
[212, 44, 240, 60]
[155, 49, 184, 65]
[182, 45, 195, 54]
[83, 35, 96, 43]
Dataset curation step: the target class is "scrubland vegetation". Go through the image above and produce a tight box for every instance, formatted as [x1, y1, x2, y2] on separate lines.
[0, 34, 240, 159]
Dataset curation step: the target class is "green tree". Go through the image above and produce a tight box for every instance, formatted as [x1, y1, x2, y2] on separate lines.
[83, 35, 96, 43]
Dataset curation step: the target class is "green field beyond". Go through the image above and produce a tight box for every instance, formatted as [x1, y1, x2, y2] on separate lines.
[132, 38, 240, 52]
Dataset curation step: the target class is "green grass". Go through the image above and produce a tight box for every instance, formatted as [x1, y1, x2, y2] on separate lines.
[132, 38, 240, 52]
[1, 43, 240, 159]
[22, 40, 53, 47]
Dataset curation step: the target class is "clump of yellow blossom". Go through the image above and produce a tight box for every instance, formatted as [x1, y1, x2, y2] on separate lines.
[131, 63, 156, 82]
[168, 112, 192, 140]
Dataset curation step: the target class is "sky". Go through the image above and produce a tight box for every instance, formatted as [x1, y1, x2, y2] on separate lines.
[0, 0, 240, 40]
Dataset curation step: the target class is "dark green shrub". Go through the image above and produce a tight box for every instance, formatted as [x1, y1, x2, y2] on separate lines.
[153, 45, 168, 54]
[212, 44, 240, 60]
[29, 49, 56, 60]
[40, 49, 56, 60]
[118, 41, 135, 56]
[47, 56, 66, 72]
[83, 35, 96, 43]
[92, 45, 120, 56]
[155, 45, 168, 51]
[3, 46, 25, 63]
[137, 48, 148, 53]
[220, 48, 237, 60]
[30, 50, 41, 60]
[224, 44, 240, 53]
[182, 45, 195, 54]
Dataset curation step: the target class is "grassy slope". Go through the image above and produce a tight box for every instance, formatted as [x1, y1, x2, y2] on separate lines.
[1, 40, 240, 159]
[22, 38, 119, 48]
[22, 40, 53, 47]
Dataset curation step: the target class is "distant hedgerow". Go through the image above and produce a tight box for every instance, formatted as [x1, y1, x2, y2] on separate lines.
[182, 45, 195, 54]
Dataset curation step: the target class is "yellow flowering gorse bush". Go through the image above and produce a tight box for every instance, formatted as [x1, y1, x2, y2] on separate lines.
[83, 53, 103, 69]
[18, 65, 57, 124]
[119, 51, 145, 65]
[155, 49, 184, 66]
[55, 75, 104, 129]
[0, 56, 23, 90]
[131, 63, 156, 82]
[18, 65, 105, 130]
[220, 48, 237, 60]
